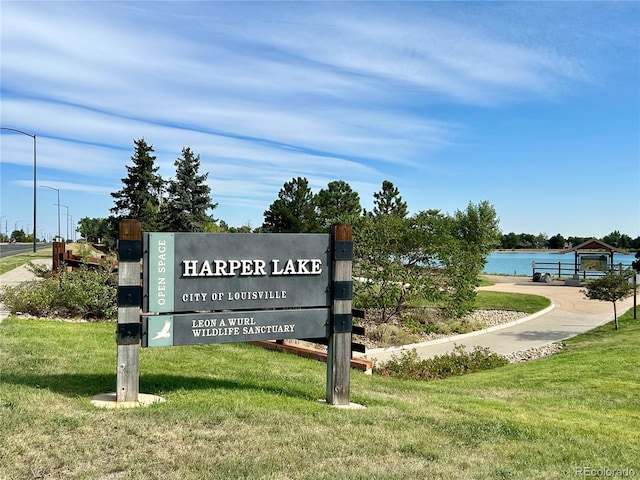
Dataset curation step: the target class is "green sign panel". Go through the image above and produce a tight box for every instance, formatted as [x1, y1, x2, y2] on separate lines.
[141, 232, 339, 348]
[143, 309, 329, 347]
[146, 233, 175, 313]
[143, 233, 331, 313]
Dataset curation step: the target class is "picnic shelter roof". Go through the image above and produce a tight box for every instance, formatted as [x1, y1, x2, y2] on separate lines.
[565, 238, 625, 254]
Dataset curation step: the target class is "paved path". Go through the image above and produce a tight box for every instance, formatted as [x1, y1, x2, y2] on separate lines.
[0, 259, 49, 322]
[363, 276, 637, 364]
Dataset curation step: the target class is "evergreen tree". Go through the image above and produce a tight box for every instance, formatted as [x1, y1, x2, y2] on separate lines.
[262, 177, 318, 233]
[110, 138, 164, 232]
[372, 180, 408, 218]
[163, 147, 217, 232]
[315, 180, 362, 230]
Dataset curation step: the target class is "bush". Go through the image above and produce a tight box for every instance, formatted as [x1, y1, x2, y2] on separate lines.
[0, 265, 117, 320]
[369, 324, 419, 347]
[375, 344, 508, 380]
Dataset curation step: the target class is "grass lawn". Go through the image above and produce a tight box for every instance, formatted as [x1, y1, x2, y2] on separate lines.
[1, 308, 639, 479]
[474, 291, 550, 314]
[0, 247, 51, 275]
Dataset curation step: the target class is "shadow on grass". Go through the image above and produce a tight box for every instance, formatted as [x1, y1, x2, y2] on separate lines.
[1, 372, 318, 401]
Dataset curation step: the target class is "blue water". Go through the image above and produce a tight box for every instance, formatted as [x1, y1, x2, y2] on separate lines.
[483, 251, 636, 276]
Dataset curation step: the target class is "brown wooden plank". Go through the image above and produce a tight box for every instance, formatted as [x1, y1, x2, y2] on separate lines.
[250, 341, 373, 372]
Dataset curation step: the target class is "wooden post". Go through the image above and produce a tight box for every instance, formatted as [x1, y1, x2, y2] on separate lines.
[326, 224, 353, 406]
[52, 241, 65, 271]
[558, 262, 561, 279]
[116, 220, 142, 402]
[634, 274, 637, 320]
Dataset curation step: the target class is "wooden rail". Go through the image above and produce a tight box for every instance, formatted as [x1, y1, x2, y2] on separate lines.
[532, 261, 632, 280]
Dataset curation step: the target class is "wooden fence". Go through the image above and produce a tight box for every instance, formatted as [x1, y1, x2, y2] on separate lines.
[532, 261, 632, 280]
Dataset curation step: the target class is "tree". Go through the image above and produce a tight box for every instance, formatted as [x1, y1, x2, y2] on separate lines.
[110, 138, 164, 232]
[501, 232, 520, 249]
[315, 180, 361, 231]
[262, 177, 319, 233]
[583, 269, 635, 330]
[372, 180, 408, 218]
[602, 230, 629, 248]
[77, 217, 111, 243]
[547, 233, 565, 249]
[632, 251, 640, 273]
[162, 147, 217, 232]
[10, 229, 26, 243]
[413, 202, 500, 318]
[353, 213, 423, 322]
[452, 201, 501, 259]
[353, 201, 501, 320]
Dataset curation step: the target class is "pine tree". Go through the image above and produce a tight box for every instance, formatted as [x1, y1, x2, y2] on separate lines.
[110, 138, 164, 231]
[315, 180, 361, 230]
[262, 177, 318, 233]
[163, 147, 217, 232]
[372, 180, 408, 218]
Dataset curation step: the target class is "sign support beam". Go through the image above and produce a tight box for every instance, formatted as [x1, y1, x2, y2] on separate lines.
[116, 220, 142, 402]
[326, 223, 353, 406]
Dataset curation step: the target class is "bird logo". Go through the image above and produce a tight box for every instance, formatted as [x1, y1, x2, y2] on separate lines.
[153, 319, 172, 340]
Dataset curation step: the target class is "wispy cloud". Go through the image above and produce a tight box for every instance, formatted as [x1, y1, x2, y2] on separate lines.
[1, 1, 637, 236]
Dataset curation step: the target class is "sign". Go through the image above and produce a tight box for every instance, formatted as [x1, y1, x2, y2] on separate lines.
[142, 232, 334, 348]
[118, 222, 353, 406]
[142, 309, 328, 347]
[144, 233, 331, 313]
[580, 255, 608, 272]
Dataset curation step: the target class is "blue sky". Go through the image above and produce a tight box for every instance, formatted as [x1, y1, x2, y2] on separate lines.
[1, 1, 638, 241]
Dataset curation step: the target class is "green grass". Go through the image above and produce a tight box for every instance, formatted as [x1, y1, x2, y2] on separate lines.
[1, 309, 639, 479]
[413, 291, 551, 314]
[474, 291, 551, 314]
[0, 246, 51, 275]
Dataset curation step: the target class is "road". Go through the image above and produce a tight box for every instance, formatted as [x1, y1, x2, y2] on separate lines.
[0, 243, 49, 258]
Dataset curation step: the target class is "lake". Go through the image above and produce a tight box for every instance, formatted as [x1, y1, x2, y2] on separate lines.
[483, 251, 636, 276]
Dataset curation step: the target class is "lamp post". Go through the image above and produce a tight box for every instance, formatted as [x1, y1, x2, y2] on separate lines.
[1, 127, 37, 252]
[60, 204, 69, 241]
[0, 215, 8, 239]
[41, 185, 60, 240]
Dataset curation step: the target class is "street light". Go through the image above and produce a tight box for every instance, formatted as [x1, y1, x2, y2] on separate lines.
[1, 127, 37, 252]
[0, 215, 8, 238]
[59, 204, 70, 241]
[40, 185, 60, 240]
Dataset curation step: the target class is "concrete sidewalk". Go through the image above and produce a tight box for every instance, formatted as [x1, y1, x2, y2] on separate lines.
[0, 259, 50, 321]
[362, 276, 637, 364]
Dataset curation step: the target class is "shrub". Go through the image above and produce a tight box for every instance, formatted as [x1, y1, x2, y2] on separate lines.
[27, 261, 52, 278]
[0, 265, 117, 320]
[369, 324, 419, 347]
[375, 344, 508, 380]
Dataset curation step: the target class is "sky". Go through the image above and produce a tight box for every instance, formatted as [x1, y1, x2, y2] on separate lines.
[1, 1, 639, 241]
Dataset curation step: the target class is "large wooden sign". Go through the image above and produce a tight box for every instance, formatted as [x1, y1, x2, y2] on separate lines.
[142, 233, 332, 347]
[116, 222, 353, 406]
